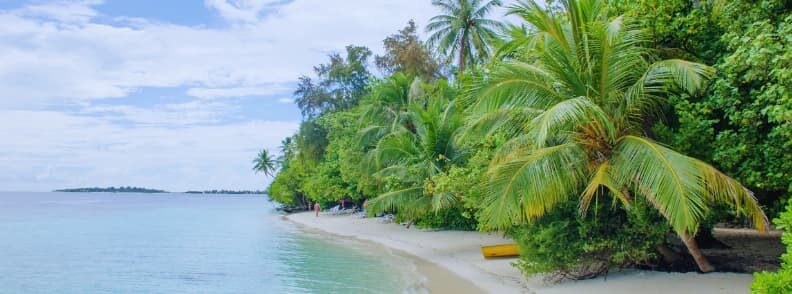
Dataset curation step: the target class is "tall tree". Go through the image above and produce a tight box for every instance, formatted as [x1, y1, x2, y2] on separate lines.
[376, 20, 439, 78]
[467, 0, 767, 272]
[294, 45, 373, 118]
[252, 149, 277, 177]
[426, 0, 503, 74]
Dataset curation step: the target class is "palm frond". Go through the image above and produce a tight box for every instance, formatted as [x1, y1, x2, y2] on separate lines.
[481, 143, 586, 230]
[621, 59, 714, 125]
[579, 162, 628, 215]
[529, 97, 615, 147]
[694, 159, 769, 231]
[465, 62, 564, 114]
[366, 186, 425, 216]
[460, 107, 539, 142]
[611, 136, 707, 234]
[432, 192, 459, 212]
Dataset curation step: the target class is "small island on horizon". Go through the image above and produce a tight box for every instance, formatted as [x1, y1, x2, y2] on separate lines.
[54, 186, 267, 195]
[54, 186, 168, 193]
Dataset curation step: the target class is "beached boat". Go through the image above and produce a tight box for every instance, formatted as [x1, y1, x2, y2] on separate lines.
[480, 244, 519, 258]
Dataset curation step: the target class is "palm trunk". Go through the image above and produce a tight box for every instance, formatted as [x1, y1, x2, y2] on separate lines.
[458, 39, 466, 74]
[679, 232, 715, 273]
[655, 244, 682, 265]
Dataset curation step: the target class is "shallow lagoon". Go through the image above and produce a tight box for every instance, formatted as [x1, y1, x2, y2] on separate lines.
[0, 192, 422, 293]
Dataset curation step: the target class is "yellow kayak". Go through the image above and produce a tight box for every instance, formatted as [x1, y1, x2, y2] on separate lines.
[480, 244, 519, 258]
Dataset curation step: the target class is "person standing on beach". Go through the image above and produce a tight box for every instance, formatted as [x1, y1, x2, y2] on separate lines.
[314, 202, 320, 217]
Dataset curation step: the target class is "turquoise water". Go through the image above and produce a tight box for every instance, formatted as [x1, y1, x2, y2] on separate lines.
[0, 192, 423, 293]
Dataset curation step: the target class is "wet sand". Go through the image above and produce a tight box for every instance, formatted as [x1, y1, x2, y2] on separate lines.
[287, 212, 756, 294]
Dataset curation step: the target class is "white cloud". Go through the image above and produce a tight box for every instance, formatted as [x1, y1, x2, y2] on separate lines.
[186, 85, 291, 99]
[17, 0, 102, 23]
[277, 97, 293, 104]
[79, 100, 234, 126]
[0, 0, 440, 107]
[0, 110, 298, 191]
[0, 0, 516, 191]
[204, 0, 287, 23]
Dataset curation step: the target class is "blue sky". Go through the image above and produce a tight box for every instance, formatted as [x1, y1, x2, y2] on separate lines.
[0, 0, 514, 192]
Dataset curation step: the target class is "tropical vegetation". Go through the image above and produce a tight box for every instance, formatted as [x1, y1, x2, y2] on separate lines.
[258, 0, 790, 288]
[752, 197, 792, 292]
[466, 0, 766, 273]
[252, 149, 278, 177]
[426, 0, 503, 74]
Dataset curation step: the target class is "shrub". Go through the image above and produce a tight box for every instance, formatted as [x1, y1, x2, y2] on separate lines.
[412, 205, 478, 230]
[751, 198, 792, 293]
[511, 200, 669, 282]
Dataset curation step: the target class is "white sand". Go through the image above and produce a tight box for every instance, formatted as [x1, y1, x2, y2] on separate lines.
[286, 212, 754, 294]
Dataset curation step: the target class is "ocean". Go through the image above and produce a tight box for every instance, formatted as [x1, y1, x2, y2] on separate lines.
[0, 192, 424, 293]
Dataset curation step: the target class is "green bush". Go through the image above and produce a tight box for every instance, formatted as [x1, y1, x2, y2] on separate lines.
[511, 200, 669, 282]
[412, 205, 478, 231]
[751, 198, 792, 293]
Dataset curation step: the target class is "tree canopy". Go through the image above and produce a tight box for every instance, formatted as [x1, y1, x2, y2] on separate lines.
[261, 0, 788, 283]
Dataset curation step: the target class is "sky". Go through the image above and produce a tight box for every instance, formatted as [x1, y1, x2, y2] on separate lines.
[0, 0, 514, 192]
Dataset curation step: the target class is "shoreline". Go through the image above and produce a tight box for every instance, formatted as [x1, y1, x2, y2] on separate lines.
[284, 215, 494, 294]
[285, 212, 755, 294]
[285, 212, 527, 293]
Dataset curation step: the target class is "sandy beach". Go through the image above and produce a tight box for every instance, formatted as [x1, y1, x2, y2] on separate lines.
[286, 212, 755, 294]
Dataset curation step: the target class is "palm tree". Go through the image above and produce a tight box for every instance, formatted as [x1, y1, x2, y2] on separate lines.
[278, 137, 295, 168]
[426, 0, 503, 74]
[466, 0, 767, 272]
[356, 73, 417, 152]
[252, 149, 277, 177]
[364, 93, 467, 222]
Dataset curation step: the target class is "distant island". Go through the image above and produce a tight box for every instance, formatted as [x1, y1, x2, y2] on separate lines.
[184, 190, 266, 195]
[54, 186, 167, 193]
[54, 187, 266, 195]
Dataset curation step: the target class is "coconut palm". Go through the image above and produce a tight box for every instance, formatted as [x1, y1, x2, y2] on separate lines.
[356, 74, 418, 153]
[278, 137, 295, 168]
[466, 0, 767, 272]
[365, 96, 468, 222]
[252, 149, 277, 177]
[426, 0, 503, 74]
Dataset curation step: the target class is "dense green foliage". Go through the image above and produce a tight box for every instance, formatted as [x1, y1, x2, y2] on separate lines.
[406, 205, 479, 230]
[466, 0, 766, 273]
[512, 200, 668, 281]
[618, 0, 792, 217]
[261, 0, 786, 284]
[752, 198, 792, 293]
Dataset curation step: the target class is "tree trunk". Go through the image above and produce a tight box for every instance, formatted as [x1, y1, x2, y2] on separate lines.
[655, 244, 682, 265]
[679, 232, 715, 273]
[458, 39, 466, 74]
[695, 228, 731, 249]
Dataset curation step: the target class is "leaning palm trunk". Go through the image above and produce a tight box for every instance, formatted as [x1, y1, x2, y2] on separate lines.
[680, 232, 715, 272]
[465, 0, 768, 273]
